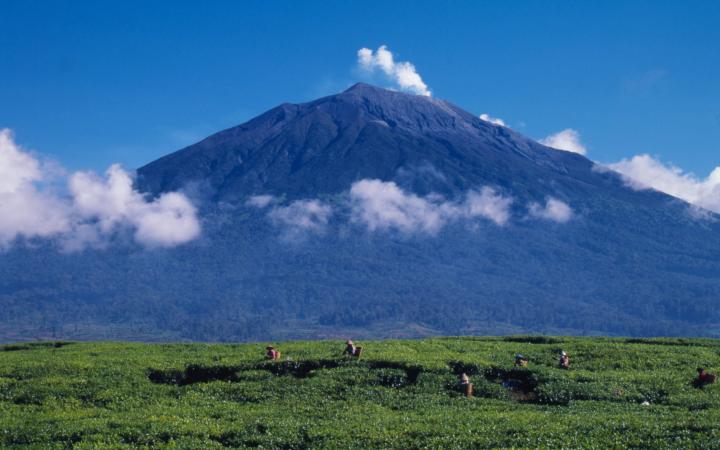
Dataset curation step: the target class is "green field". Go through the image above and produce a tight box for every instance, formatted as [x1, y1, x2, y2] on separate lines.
[1, 337, 719, 448]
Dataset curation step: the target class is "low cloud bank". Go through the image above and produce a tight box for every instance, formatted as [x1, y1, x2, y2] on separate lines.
[607, 154, 720, 213]
[249, 180, 576, 237]
[357, 45, 431, 96]
[348, 179, 513, 234]
[0, 129, 201, 250]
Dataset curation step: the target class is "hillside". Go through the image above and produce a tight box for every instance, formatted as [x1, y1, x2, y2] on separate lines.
[1, 83, 720, 341]
[1, 337, 719, 447]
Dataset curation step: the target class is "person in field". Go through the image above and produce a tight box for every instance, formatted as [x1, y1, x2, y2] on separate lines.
[695, 368, 717, 387]
[458, 372, 473, 397]
[559, 351, 570, 369]
[515, 354, 529, 367]
[266, 346, 280, 360]
[343, 340, 362, 357]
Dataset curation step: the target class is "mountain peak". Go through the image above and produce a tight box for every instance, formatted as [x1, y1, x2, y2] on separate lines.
[137, 84, 592, 200]
[340, 82, 431, 103]
[343, 82, 383, 93]
[342, 82, 418, 96]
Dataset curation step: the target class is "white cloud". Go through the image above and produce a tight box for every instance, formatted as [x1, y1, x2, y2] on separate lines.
[479, 114, 506, 127]
[464, 187, 513, 226]
[349, 179, 446, 234]
[357, 45, 431, 96]
[529, 197, 573, 223]
[246, 194, 276, 209]
[0, 129, 72, 246]
[539, 129, 587, 155]
[268, 199, 332, 234]
[69, 165, 201, 248]
[349, 179, 513, 234]
[607, 154, 720, 213]
[0, 129, 41, 191]
[132, 192, 200, 247]
[0, 129, 201, 250]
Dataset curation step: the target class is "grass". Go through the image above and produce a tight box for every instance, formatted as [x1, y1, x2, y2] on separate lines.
[1, 336, 719, 448]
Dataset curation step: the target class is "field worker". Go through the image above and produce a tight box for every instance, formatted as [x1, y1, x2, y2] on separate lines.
[515, 354, 529, 367]
[459, 373, 473, 397]
[696, 368, 717, 386]
[343, 340, 356, 356]
[266, 346, 280, 360]
[559, 351, 570, 369]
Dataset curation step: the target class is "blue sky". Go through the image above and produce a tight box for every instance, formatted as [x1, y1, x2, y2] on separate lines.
[1, 0, 719, 176]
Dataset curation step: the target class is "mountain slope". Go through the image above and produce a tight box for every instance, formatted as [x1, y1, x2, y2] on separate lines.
[1, 84, 719, 341]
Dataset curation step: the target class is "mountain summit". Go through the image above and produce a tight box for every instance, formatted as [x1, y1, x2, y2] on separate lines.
[2, 84, 720, 341]
[137, 83, 589, 202]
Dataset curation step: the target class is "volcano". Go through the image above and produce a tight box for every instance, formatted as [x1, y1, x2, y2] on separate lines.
[2, 83, 719, 341]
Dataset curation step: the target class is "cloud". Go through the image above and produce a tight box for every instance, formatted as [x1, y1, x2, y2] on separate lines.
[0, 129, 72, 246]
[267, 199, 332, 235]
[69, 165, 201, 248]
[349, 179, 512, 234]
[479, 114, 506, 127]
[248, 194, 332, 236]
[607, 154, 720, 213]
[357, 45, 431, 96]
[539, 129, 587, 155]
[0, 129, 201, 250]
[529, 197, 573, 223]
[246, 194, 276, 209]
[349, 179, 447, 234]
[464, 187, 513, 226]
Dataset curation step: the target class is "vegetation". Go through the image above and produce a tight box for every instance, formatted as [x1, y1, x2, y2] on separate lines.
[1, 336, 719, 448]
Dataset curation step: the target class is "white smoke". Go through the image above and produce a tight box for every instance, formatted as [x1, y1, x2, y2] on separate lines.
[0, 129, 201, 250]
[357, 45, 431, 96]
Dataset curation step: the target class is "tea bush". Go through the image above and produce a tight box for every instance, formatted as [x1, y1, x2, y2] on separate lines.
[0, 337, 719, 448]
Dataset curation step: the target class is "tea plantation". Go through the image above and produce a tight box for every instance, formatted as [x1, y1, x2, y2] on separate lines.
[1, 337, 719, 448]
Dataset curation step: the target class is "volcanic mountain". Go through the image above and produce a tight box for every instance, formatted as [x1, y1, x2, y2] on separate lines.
[2, 83, 719, 341]
[138, 83, 600, 202]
